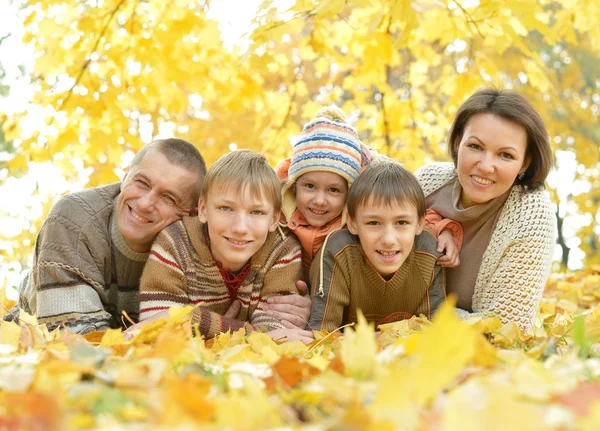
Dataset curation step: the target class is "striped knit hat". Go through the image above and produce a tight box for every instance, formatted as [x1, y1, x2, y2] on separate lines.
[281, 105, 364, 223]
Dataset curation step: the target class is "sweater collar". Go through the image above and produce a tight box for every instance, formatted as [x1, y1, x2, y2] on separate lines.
[110, 201, 150, 263]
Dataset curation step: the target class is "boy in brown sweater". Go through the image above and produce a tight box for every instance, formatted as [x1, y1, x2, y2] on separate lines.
[308, 161, 450, 332]
[137, 150, 312, 342]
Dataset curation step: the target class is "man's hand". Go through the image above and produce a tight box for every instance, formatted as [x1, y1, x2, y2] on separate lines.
[436, 230, 460, 268]
[266, 327, 315, 345]
[264, 280, 312, 329]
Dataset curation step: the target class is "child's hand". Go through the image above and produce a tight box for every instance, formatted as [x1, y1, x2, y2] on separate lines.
[436, 230, 460, 268]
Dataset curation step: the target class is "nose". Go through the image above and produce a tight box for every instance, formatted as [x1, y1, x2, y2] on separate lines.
[313, 190, 326, 206]
[381, 226, 395, 247]
[231, 211, 250, 235]
[477, 153, 495, 174]
[138, 191, 157, 212]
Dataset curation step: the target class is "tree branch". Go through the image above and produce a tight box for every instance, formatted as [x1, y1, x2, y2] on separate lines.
[60, 0, 129, 110]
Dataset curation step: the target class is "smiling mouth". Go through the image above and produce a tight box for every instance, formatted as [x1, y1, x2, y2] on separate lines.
[226, 237, 251, 246]
[471, 175, 494, 185]
[377, 250, 399, 257]
[129, 206, 151, 223]
[309, 208, 328, 215]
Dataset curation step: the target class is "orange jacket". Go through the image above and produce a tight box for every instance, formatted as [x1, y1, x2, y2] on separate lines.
[284, 210, 344, 276]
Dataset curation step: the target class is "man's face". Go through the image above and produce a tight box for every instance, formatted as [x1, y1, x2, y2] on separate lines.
[198, 184, 278, 271]
[116, 151, 200, 252]
[347, 198, 424, 279]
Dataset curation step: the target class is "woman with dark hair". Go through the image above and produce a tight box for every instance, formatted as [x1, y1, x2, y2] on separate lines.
[415, 87, 555, 333]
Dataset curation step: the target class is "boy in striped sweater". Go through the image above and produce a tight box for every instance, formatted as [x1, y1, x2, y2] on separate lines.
[137, 150, 312, 342]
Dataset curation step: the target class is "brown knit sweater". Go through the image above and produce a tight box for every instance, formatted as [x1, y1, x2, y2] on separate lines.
[308, 229, 446, 332]
[5, 183, 148, 333]
[139, 216, 303, 338]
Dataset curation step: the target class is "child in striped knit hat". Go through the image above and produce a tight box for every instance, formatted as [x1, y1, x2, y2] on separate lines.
[275, 106, 376, 276]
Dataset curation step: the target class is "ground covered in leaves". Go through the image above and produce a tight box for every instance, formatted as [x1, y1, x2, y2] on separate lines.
[2, 270, 600, 430]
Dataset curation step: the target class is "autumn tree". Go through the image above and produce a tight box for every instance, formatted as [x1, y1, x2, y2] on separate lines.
[2, 0, 600, 284]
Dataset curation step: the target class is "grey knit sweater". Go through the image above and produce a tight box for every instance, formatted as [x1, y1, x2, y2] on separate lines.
[5, 183, 148, 333]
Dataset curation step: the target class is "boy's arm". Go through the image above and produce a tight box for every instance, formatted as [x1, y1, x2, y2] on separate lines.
[308, 238, 351, 332]
[248, 234, 303, 331]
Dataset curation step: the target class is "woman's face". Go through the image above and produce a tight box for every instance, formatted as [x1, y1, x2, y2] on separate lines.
[456, 113, 530, 208]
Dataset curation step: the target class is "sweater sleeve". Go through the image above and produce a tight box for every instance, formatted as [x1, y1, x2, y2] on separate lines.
[308, 232, 353, 332]
[424, 209, 464, 251]
[14, 199, 113, 334]
[457, 195, 556, 334]
[138, 226, 193, 321]
[248, 233, 304, 331]
[428, 264, 446, 318]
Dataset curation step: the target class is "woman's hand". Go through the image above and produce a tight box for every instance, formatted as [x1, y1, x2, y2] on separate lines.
[436, 230, 460, 268]
[264, 280, 312, 329]
[266, 327, 315, 344]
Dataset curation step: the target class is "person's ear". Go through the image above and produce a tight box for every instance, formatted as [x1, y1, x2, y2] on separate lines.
[197, 197, 208, 223]
[347, 216, 358, 235]
[520, 153, 532, 177]
[269, 210, 280, 233]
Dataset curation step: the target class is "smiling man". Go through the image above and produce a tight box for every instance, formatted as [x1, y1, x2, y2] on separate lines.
[4, 139, 206, 333]
[7, 138, 312, 334]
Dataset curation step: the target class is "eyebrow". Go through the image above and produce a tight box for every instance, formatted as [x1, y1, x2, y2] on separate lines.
[362, 213, 414, 219]
[215, 198, 271, 208]
[136, 173, 183, 203]
[467, 136, 518, 152]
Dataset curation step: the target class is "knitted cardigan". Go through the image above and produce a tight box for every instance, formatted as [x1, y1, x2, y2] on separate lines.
[138, 216, 303, 338]
[415, 163, 556, 333]
[5, 183, 149, 333]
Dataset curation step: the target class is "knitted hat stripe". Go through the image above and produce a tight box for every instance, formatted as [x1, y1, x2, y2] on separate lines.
[292, 150, 361, 169]
[293, 144, 362, 164]
[290, 153, 360, 178]
[295, 134, 362, 152]
[290, 161, 358, 181]
[303, 120, 359, 137]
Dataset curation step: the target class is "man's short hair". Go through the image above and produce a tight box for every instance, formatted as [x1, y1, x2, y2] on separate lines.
[130, 138, 207, 202]
[203, 150, 282, 213]
[347, 160, 425, 219]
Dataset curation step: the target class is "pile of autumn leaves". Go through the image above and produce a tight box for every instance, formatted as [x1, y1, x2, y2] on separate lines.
[2, 271, 600, 430]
